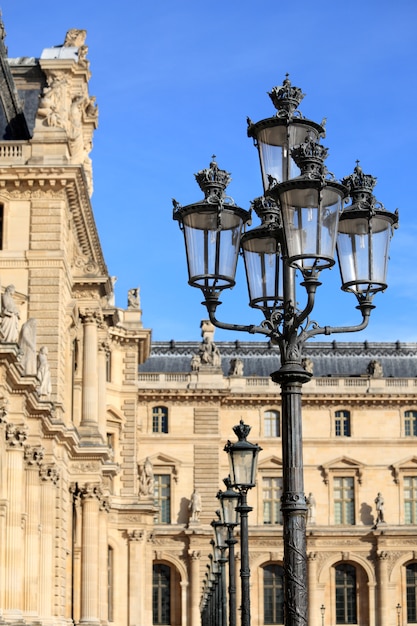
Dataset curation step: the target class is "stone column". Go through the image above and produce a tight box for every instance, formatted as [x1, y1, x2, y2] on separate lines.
[180, 581, 188, 626]
[80, 483, 101, 625]
[97, 340, 109, 440]
[377, 551, 389, 626]
[128, 530, 145, 626]
[39, 464, 60, 619]
[189, 551, 201, 626]
[98, 496, 110, 624]
[23, 446, 44, 616]
[308, 552, 318, 626]
[4, 423, 27, 619]
[80, 310, 101, 438]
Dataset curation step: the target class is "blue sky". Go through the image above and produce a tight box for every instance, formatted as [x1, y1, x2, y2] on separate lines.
[2, 0, 417, 342]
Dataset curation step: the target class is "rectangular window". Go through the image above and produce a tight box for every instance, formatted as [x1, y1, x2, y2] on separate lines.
[335, 564, 357, 624]
[334, 476, 355, 525]
[152, 407, 168, 433]
[404, 476, 417, 524]
[154, 474, 171, 523]
[335, 410, 351, 437]
[263, 477, 282, 524]
[405, 411, 417, 437]
[264, 410, 280, 437]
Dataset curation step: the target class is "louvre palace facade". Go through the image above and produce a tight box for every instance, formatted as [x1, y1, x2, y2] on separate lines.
[0, 16, 416, 626]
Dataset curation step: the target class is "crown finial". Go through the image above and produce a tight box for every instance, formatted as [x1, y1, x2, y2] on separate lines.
[194, 158, 232, 200]
[268, 74, 305, 117]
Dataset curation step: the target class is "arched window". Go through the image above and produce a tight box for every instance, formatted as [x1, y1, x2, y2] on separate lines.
[405, 411, 417, 437]
[153, 564, 171, 625]
[406, 563, 417, 623]
[153, 406, 168, 433]
[335, 410, 351, 437]
[264, 564, 284, 624]
[335, 564, 357, 624]
[264, 410, 280, 437]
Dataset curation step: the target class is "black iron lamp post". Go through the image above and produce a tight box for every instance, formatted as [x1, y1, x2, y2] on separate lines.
[212, 516, 229, 626]
[224, 421, 261, 626]
[320, 604, 325, 626]
[173, 75, 398, 626]
[217, 478, 240, 626]
[396, 603, 402, 626]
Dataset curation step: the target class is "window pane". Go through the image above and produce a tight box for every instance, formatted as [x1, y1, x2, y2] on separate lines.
[405, 411, 417, 437]
[334, 477, 354, 525]
[335, 564, 357, 624]
[404, 477, 417, 524]
[153, 407, 168, 433]
[264, 565, 284, 624]
[264, 410, 280, 437]
[263, 477, 282, 524]
[154, 475, 171, 524]
[153, 564, 170, 624]
[407, 564, 417, 623]
[335, 410, 350, 437]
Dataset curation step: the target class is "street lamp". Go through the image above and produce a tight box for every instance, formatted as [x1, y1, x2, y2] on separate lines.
[320, 604, 325, 626]
[396, 603, 402, 626]
[218, 478, 240, 626]
[224, 421, 261, 626]
[212, 516, 229, 626]
[173, 75, 398, 626]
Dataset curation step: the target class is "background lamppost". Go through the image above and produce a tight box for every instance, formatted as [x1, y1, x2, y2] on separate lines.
[320, 604, 325, 626]
[212, 516, 229, 626]
[173, 75, 398, 626]
[224, 421, 261, 626]
[396, 603, 402, 626]
[217, 478, 240, 626]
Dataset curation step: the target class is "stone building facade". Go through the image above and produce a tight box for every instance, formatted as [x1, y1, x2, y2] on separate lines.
[0, 16, 417, 626]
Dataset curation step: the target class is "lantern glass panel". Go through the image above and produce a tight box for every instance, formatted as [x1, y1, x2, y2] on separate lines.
[279, 185, 342, 272]
[182, 208, 244, 289]
[242, 232, 283, 311]
[337, 214, 393, 296]
[257, 122, 321, 190]
[229, 449, 259, 488]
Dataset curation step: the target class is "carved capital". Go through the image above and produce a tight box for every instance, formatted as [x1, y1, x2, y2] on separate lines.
[128, 529, 144, 542]
[80, 308, 102, 325]
[40, 464, 60, 485]
[5, 423, 27, 447]
[99, 496, 110, 513]
[80, 482, 102, 501]
[24, 445, 44, 467]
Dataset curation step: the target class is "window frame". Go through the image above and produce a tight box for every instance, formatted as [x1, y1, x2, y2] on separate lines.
[333, 475, 355, 525]
[404, 410, 417, 437]
[262, 476, 283, 525]
[152, 405, 169, 434]
[334, 563, 358, 624]
[263, 563, 284, 625]
[153, 563, 171, 625]
[154, 473, 171, 524]
[335, 409, 351, 437]
[264, 409, 281, 438]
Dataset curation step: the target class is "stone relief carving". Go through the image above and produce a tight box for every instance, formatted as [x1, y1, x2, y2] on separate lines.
[138, 457, 154, 498]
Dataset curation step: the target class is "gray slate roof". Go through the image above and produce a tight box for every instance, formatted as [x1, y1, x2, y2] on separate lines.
[139, 341, 417, 379]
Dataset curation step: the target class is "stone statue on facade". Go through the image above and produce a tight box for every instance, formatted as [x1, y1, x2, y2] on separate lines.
[188, 489, 202, 523]
[0, 284, 20, 343]
[229, 357, 244, 376]
[199, 335, 221, 368]
[367, 359, 383, 378]
[19, 318, 37, 375]
[139, 457, 154, 497]
[37, 346, 52, 399]
[127, 288, 140, 310]
[190, 353, 201, 371]
[302, 357, 314, 375]
[374, 492, 385, 526]
[306, 492, 316, 524]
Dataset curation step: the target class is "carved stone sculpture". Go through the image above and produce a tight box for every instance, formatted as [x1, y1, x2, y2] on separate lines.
[189, 489, 202, 523]
[0, 284, 20, 343]
[37, 346, 52, 399]
[19, 318, 37, 375]
[139, 457, 154, 497]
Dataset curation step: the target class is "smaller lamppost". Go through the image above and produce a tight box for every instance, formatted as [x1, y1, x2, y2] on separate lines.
[212, 515, 228, 626]
[320, 604, 325, 626]
[225, 421, 261, 626]
[218, 478, 240, 626]
[396, 603, 402, 626]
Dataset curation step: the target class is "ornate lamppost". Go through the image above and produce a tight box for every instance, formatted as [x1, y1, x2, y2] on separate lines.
[224, 421, 261, 626]
[217, 478, 240, 626]
[173, 75, 398, 626]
